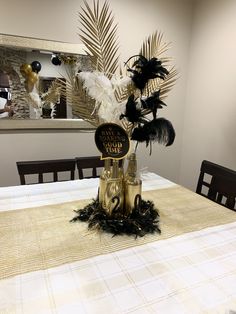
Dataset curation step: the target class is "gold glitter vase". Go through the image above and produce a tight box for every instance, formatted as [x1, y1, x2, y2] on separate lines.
[124, 153, 142, 216]
[98, 159, 111, 208]
[103, 160, 124, 215]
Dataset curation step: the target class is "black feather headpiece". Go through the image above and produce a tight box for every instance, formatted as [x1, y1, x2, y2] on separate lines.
[125, 55, 169, 93]
[131, 118, 175, 152]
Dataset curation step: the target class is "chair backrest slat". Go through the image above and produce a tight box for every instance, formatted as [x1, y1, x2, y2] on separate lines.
[19, 174, 26, 185]
[39, 173, 43, 184]
[75, 156, 104, 179]
[53, 172, 58, 182]
[196, 160, 236, 210]
[16, 159, 76, 185]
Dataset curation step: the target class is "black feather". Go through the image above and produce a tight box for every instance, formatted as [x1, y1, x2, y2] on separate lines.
[131, 118, 175, 147]
[71, 197, 160, 238]
[120, 94, 145, 123]
[125, 55, 169, 93]
[141, 90, 166, 119]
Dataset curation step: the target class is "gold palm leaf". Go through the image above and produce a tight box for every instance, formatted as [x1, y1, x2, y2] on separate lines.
[79, 0, 120, 78]
[41, 80, 61, 104]
[54, 68, 98, 127]
[143, 67, 178, 100]
[115, 32, 177, 105]
[139, 31, 178, 98]
[140, 31, 170, 59]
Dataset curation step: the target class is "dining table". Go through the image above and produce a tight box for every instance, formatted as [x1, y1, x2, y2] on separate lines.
[0, 172, 236, 314]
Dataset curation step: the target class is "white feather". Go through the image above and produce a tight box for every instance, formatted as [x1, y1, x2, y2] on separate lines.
[78, 71, 131, 125]
[78, 71, 116, 104]
[98, 101, 126, 125]
[111, 75, 132, 89]
[29, 88, 42, 109]
[33, 108, 42, 119]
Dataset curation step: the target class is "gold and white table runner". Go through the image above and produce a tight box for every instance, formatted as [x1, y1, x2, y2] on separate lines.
[0, 173, 236, 313]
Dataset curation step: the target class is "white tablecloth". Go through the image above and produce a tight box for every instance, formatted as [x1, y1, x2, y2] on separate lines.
[0, 172, 175, 212]
[0, 173, 236, 314]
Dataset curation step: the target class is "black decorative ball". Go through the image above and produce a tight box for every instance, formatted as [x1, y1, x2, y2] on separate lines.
[51, 55, 61, 66]
[31, 61, 42, 73]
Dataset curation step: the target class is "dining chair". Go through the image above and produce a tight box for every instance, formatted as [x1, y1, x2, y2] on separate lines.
[16, 159, 76, 185]
[196, 160, 236, 210]
[75, 156, 104, 179]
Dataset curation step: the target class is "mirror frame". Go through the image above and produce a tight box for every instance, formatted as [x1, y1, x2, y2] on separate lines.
[0, 33, 95, 131]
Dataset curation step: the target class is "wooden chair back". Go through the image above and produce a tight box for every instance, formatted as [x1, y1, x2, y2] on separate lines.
[16, 159, 76, 185]
[196, 160, 236, 210]
[75, 156, 104, 179]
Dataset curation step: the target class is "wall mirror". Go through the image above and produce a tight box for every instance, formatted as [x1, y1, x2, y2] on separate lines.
[0, 33, 95, 130]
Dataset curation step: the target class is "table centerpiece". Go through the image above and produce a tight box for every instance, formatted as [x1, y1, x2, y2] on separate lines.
[65, 0, 178, 237]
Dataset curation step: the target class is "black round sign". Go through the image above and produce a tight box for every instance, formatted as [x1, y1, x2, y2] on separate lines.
[95, 123, 130, 159]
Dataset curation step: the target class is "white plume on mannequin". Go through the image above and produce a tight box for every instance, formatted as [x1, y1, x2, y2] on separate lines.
[77, 71, 131, 124]
[28, 87, 42, 119]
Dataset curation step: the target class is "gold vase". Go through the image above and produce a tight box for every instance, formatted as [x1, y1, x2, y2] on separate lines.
[98, 159, 111, 208]
[124, 153, 142, 215]
[98, 155, 142, 216]
[103, 160, 124, 215]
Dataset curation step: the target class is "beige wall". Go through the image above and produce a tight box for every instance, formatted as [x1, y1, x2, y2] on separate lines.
[180, 0, 236, 190]
[0, 0, 193, 186]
